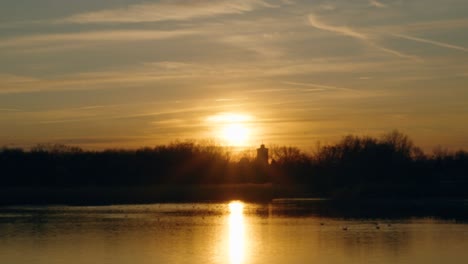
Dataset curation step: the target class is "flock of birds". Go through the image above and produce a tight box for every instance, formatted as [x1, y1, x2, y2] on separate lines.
[319, 222, 394, 231]
[136, 205, 397, 232]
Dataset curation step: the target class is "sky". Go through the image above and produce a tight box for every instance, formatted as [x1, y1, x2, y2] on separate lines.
[1, 0, 467, 151]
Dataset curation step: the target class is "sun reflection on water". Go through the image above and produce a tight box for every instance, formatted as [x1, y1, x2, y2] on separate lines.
[228, 201, 245, 264]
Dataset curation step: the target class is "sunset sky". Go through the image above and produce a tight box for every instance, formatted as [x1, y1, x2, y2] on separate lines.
[1, 0, 467, 150]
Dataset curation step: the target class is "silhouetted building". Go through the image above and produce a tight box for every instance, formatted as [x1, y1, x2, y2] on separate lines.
[256, 144, 269, 164]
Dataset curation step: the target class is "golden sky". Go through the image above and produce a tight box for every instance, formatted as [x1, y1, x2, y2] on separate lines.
[1, 0, 468, 150]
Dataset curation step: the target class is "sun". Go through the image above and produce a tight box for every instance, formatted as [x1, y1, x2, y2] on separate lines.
[207, 113, 253, 147]
[222, 124, 249, 146]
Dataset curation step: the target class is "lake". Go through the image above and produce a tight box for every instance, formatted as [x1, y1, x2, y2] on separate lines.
[1, 200, 468, 264]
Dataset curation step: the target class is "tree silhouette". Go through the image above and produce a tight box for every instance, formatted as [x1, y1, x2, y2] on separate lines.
[1, 131, 467, 203]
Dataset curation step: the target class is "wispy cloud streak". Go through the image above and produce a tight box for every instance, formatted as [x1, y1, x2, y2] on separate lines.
[369, 0, 387, 8]
[282, 81, 355, 92]
[308, 15, 368, 40]
[0, 30, 196, 48]
[308, 14, 419, 60]
[59, 0, 274, 24]
[370, 44, 420, 60]
[0, 108, 21, 112]
[392, 33, 468, 52]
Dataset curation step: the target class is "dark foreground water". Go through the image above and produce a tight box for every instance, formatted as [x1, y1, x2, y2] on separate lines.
[1, 200, 468, 264]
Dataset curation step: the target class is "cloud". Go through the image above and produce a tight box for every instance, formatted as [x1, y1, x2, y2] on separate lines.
[0, 74, 39, 84]
[308, 14, 419, 60]
[369, 0, 387, 8]
[59, 0, 274, 24]
[319, 4, 337, 11]
[0, 108, 21, 112]
[281, 81, 355, 92]
[370, 18, 468, 34]
[0, 30, 197, 49]
[403, 18, 468, 32]
[55, 137, 148, 145]
[0, 66, 197, 94]
[0, 55, 428, 95]
[308, 15, 368, 40]
[392, 33, 468, 52]
[220, 34, 284, 58]
[370, 44, 421, 60]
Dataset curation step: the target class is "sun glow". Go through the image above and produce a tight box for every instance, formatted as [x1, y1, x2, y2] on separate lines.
[228, 201, 245, 264]
[207, 113, 253, 147]
[222, 124, 248, 147]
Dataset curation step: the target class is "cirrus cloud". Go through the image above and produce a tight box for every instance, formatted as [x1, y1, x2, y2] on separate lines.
[59, 0, 276, 24]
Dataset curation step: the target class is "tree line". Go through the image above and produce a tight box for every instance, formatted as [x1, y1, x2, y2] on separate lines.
[1, 131, 467, 199]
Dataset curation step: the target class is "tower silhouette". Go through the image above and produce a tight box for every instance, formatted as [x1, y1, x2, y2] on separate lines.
[256, 144, 269, 164]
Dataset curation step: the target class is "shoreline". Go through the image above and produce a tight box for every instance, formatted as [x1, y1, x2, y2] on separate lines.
[1, 184, 468, 206]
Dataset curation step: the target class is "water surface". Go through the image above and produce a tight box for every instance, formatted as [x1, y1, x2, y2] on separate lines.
[1, 201, 468, 264]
